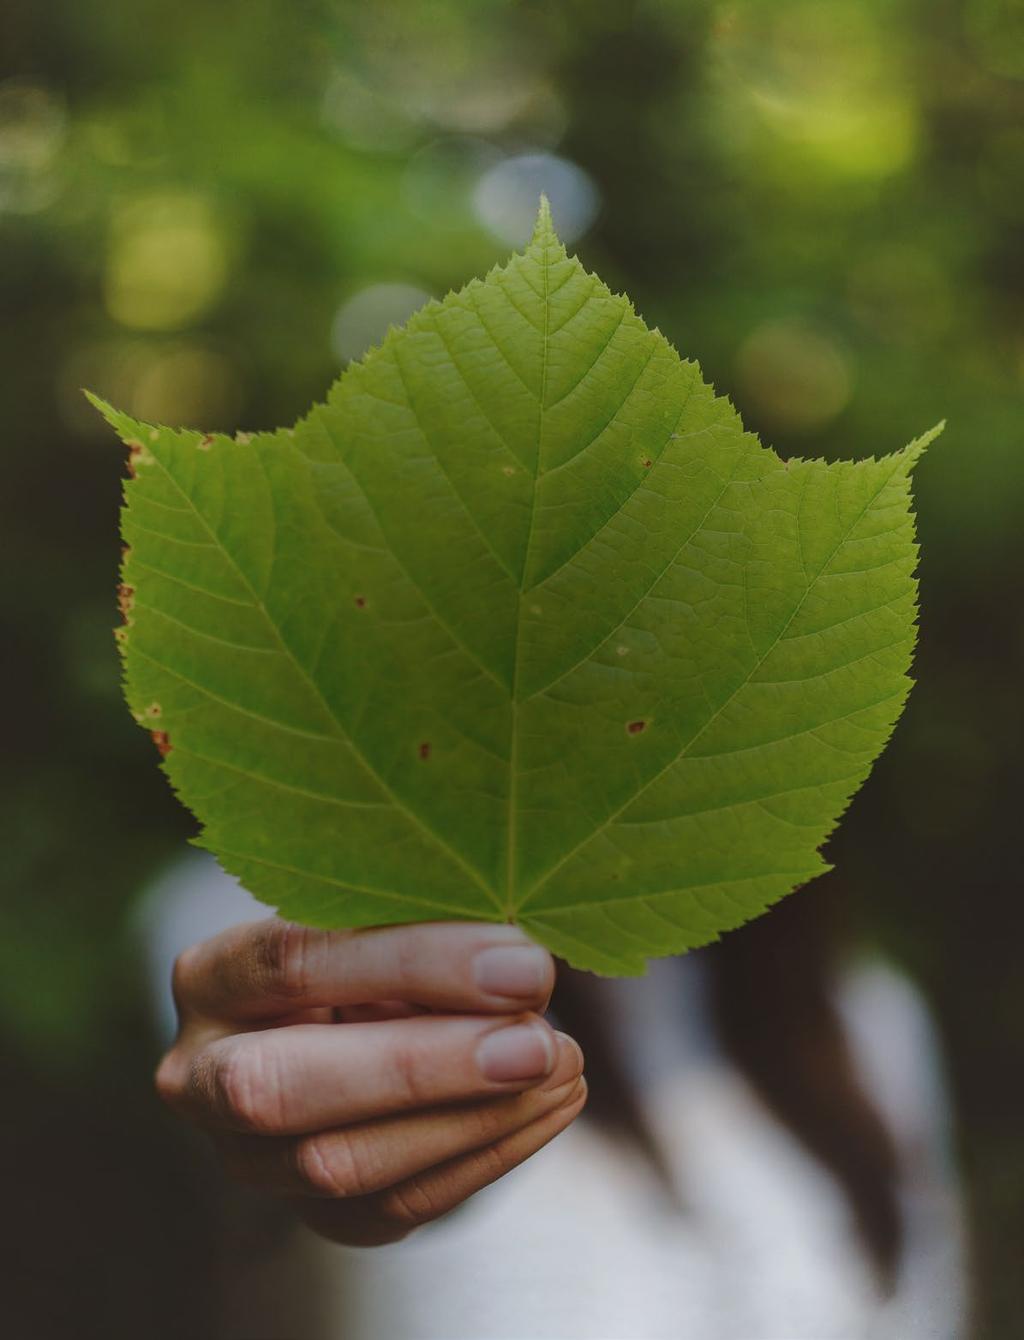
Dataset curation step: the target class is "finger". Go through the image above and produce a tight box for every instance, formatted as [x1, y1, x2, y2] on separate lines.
[297, 1078, 588, 1246]
[273, 1006, 337, 1027]
[173, 919, 555, 1022]
[166, 1012, 561, 1134]
[335, 1001, 426, 1023]
[216, 1033, 584, 1198]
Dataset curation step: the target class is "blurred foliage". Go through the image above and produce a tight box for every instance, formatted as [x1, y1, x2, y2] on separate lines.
[1, 0, 1022, 1332]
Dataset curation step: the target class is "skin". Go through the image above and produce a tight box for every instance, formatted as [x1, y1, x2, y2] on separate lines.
[156, 918, 587, 1247]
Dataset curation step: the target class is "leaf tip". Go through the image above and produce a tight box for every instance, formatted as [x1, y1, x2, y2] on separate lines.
[900, 419, 945, 472]
[83, 388, 147, 444]
[83, 388, 117, 423]
[532, 193, 557, 245]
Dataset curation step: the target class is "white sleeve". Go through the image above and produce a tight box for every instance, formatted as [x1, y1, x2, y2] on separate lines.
[836, 959, 970, 1339]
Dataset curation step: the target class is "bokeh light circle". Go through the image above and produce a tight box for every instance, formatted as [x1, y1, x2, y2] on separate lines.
[473, 152, 600, 246]
[331, 283, 434, 363]
[735, 318, 854, 434]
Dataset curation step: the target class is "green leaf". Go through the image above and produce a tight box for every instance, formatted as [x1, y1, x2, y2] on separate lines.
[90, 201, 940, 975]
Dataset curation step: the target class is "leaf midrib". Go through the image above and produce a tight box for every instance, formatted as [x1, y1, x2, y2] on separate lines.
[505, 234, 552, 919]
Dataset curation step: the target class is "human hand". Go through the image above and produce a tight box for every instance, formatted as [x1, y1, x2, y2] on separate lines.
[155, 919, 586, 1246]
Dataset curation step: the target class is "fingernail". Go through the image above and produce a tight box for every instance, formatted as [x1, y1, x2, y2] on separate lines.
[473, 944, 551, 999]
[476, 1022, 555, 1083]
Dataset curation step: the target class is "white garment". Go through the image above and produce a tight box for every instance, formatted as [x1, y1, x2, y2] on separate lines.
[140, 853, 968, 1340]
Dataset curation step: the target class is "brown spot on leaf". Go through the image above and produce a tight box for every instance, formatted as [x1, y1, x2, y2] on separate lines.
[354, 595, 366, 608]
[117, 583, 135, 622]
[627, 719, 648, 735]
[643, 459, 652, 469]
[198, 434, 215, 451]
[125, 440, 154, 477]
[151, 730, 172, 756]
[419, 742, 431, 760]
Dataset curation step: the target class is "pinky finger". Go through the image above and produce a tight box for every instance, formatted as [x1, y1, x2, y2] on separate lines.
[297, 1078, 587, 1247]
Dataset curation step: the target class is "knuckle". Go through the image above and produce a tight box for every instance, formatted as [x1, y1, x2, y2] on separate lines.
[377, 1176, 443, 1234]
[254, 921, 320, 1001]
[388, 1041, 429, 1109]
[295, 1130, 381, 1200]
[470, 1140, 515, 1185]
[294, 1135, 348, 1198]
[200, 1039, 287, 1133]
[170, 943, 202, 1013]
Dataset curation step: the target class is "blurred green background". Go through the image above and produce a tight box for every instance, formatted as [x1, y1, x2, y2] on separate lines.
[2, 0, 1021, 1334]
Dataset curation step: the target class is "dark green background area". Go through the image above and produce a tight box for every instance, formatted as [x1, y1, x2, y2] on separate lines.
[2, 0, 1021, 1334]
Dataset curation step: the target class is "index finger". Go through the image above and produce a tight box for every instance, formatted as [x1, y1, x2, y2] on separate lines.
[173, 919, 556, 1022]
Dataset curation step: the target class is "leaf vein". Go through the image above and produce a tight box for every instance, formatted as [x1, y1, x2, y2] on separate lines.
[213, 852, 487, 920]
[543, 306, 629, 412]
[142, 451, 503, 909]
[518, 457, 907, 909]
